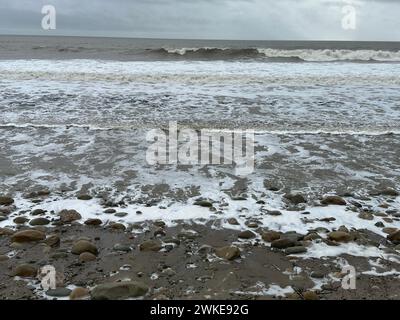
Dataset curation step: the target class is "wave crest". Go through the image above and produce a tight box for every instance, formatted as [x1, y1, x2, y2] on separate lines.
[159, 47, 400, 62]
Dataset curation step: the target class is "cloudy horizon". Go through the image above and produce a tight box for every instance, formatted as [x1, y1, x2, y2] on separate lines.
[0, 0, 399, 41]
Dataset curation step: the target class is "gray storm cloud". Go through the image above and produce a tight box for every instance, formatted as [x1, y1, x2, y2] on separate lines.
[0, 0, 399, 40]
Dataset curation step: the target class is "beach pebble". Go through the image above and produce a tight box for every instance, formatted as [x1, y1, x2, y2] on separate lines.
[59, 209, 82, 223]
[215, 246, 241, 260]
[84, 218, 102, 226]
[238, 230, 256, 239]
[281, 232, 304, 242]
[69, 287, 90, 300]
[29, 217, 50, 226]
[11, 229, 46, 242]
[114, 212, 128, 218]
[374, 212, 387, 217]
[13, 264, 37, 277]
[310, 271, 325, 279]
[71, 240, 98, 255]
[303, 291, 319, 300]
[24, 190, 50, 198]
[91, 281, 148, 300]
[319, 217, 336, 222]
[13, 217, 29, 224]
[79, 252, 97, 262]
[358, 212, 374, 220]
[139, 240, 162, 252]
[245, 221, 259, 228]
[0, 207, 13, 216]
[321, 195, 346, 206]
[31, 209, 46, 216]
[265, 210, 282, 216]
[153, 220, 166, 228]
[271, 238, 295, 249]
[387, 230, 400, 244]
[0, 227, 14, 236]
[46, 288, 72, 297]
[261, 231, 281, 242]
[285, 246, 307, 255]
[328, 231, 351, 242]
[304, 232, 321, 241]
[77, 194, 92, 200]
[382, 227, 398, 235]
[45, 235, 60, 247]
[108, 222, 126, 231]
[227, 218, 239, 225]
[193, 199, 213, 207]
[284, 193, 306, 205]
[0, 196, 14, 206]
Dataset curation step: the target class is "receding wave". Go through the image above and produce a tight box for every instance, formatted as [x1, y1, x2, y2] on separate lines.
[158, 47, 400, 62]
[1, 122, 400, 136]
[1, 70, 399, 85]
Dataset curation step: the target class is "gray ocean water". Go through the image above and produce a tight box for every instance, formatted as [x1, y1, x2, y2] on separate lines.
[1, 35, 400, 60]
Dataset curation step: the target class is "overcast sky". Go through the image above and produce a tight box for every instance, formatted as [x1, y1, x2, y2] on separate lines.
[0, 0, 399, 40]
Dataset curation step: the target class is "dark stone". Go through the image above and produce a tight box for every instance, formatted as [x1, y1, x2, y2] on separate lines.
[321, 196, 346, 206]
[285, 246, 307, 255]
[0, 196, 14, 206]
[29, 218, 50, 226]
[238, 230, 256, 239]
[91, 281, 148, 300]
[46, 288, 72, 297]
[271, 238, 295, 249]
[284, 193, 306, 205]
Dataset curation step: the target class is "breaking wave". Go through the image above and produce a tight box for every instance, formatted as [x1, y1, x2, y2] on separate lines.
[159, 47, 400, 62]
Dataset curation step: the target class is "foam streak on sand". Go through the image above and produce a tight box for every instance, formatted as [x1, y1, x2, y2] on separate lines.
[1, 192, 400, 261]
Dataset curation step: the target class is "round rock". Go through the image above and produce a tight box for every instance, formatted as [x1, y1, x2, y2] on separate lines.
[11, 229, 46, 242]
[29, 217, 50, 226]
[13, 264, 37, 277]
[46, 288, 72, 297]
[71, 240, 98, 255]
[215, 246, 241, 260]
[79, 252, 97, 262]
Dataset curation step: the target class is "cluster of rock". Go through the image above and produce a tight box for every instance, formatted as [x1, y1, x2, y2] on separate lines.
[1, 188, 400, 300]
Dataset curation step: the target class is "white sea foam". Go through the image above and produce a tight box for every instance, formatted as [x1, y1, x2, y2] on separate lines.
[1, 191, 399, 261]
[1, 59, 399, 133]
[257, 48, 400, 62]
[161, 47, 400, 61]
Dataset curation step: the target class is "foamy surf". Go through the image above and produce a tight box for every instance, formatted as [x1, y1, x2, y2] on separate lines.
[161, 47, 400, 62]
